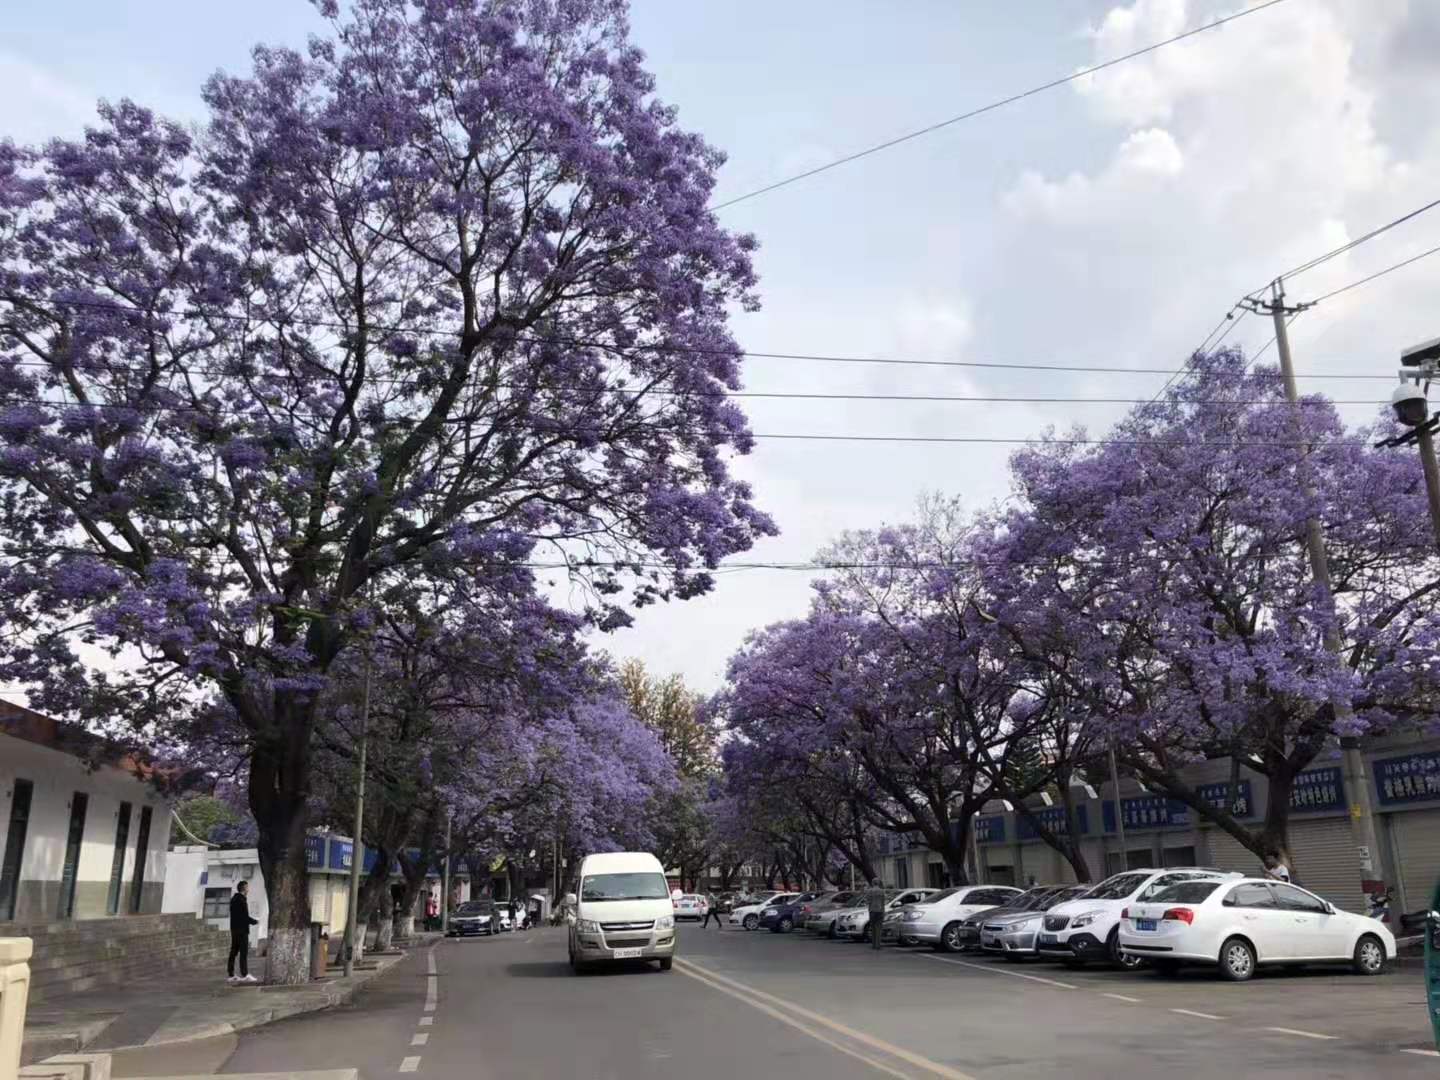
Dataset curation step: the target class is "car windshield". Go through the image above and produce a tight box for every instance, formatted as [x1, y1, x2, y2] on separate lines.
[455, 902, 490, 914]
[580, 872, 671, 901]
[1143, 881, 1221, 904]
[1042, 887, 1090, 908]
[917, 887, 961, 904]
[1084, 873, 1151, 900]
[1009, 889, 1054, 911]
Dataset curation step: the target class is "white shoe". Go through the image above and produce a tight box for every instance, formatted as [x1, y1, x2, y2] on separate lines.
[226, 976, 237, 984]
[241, 975, 259, 984]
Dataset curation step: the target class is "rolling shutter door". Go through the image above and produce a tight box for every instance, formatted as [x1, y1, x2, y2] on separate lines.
[1394, 810, 1440, 913]
[1202, 829, 1255, 876]
[1290, 817, 1366, 914]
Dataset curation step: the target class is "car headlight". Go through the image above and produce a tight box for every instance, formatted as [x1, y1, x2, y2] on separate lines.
[902, 910, 924, 922]
[884, 911, 903, 921]
[577, 918, 602, 934]
[1069, 910, 1105, 929]
[655, 915, 674, 930]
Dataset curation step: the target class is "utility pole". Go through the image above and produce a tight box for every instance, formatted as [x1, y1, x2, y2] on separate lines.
[342, 650, 371, 977]
[441, 809, 452, 936]
[1109, 744, 1128, 872]
[1246, 280, 1385, 898]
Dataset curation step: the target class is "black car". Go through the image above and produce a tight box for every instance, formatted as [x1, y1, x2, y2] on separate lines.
[954, 886, 1076, 950]
[760, 891, 827, 933]
[448, 900, 498, 937]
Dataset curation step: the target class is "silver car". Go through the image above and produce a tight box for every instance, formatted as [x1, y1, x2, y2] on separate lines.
[980, 885, 1092, 960]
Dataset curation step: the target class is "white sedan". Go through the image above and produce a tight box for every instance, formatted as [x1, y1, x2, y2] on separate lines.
[1118, 877, 1397, 981]
[673, 894, 709, 921]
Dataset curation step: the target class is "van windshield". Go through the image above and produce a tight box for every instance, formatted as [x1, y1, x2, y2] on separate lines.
[580, 872, 670, 901]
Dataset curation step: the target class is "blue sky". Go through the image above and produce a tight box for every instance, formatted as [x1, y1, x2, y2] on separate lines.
[5, 0, 1438, 689]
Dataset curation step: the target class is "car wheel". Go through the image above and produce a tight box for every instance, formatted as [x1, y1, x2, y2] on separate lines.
[1219, 936, 1256, 982]
[938, 922, 963, 953]
[1109, 929, 1145, 970]
[743, 914, 758, 931]
[1353, 934, 1386, 976]
[901, 935, 919, 947]
[658, 958, 673, 971]
[779, 916, 794, 933]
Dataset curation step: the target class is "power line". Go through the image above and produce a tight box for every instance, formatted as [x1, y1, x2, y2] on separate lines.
[0, 293, 1395, 380]
[708, 0, 1295, 211]
[1261, 196, 1440, 289]
[1311, 242, 1440, 304]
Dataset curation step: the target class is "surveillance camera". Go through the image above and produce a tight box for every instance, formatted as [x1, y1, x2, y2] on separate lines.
[1391, 382, 1430, 427]
[1401, 335, 1440, 368]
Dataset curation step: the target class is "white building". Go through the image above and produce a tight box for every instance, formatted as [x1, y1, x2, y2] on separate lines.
[0, 700, 171, 924]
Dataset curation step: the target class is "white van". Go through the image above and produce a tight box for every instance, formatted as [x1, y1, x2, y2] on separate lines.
[566, 851, 676, 973]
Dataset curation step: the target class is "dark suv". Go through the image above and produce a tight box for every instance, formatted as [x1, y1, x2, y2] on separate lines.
[760, 891, 827, 933]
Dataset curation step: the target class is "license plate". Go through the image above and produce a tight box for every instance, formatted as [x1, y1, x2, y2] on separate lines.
[612, 947, 644, 959]
[1039, 933, 1058, 945]
[1135, 918, 1157, 931]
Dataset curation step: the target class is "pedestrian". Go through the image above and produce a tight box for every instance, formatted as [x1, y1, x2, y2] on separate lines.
[228, 880, 259, 984]
[508, 897, 519, 929]
[702, 892, 723, 929]
[1261, 852, 1291, 883]
[426, 893, 439, 930]
[865, 877, 887, 950]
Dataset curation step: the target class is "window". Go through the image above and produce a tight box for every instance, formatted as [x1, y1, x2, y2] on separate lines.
[1087, 872, 1151, 900]
[579, 872, 669, 901]
[1144, 881, 1220, 904]
[0, 779, 33, 922]
[1223, 883, 1277, 909]
[1136, 872, 1211, 901]
[926, 862, 948, 889]
[58, 793, 89, 919]
[203, 887, 232, 919]
[107, 803, 131, 915]
[1162, 846, 1196, 868]
[971, 888, 1022, 906]
[895, 857, 910, 888]
[129, 805, 153, 913]
[1271, 883, 1328, 914]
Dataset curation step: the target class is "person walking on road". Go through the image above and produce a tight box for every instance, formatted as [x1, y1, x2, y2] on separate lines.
[508, 897, 519, 929]
[865, 878, 886, 950]
[702, 892, 723, 929]
[228, 880, 259, 984]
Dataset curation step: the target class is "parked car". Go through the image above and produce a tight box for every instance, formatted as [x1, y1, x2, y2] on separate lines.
[448, 900, 498, 937]
[730, 892, 798, 930]
[899, 885, 1026, 951]
[760, 891, 827, 932]
[836, 888, 940, 941]
[947, 885, 1061, 950]
[673, 894, 709, 921]
[1118, 877, 1397, 981]
[980, 885, 1093, 960]
[804, 892, 865, 936]
[1037, 868, 1241, 969]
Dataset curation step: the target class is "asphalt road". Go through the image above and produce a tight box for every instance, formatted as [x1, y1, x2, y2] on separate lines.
[113, 922, 1440, 1080]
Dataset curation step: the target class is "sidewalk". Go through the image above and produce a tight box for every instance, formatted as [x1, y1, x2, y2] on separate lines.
[21, 941, 432, 1067]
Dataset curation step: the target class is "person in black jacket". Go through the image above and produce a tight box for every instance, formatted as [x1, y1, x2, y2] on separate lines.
[228, 881, 260, 983]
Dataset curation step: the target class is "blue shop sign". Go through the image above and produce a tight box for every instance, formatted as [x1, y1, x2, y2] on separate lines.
[1375, 752, 1440, 806]
[973, 815, 1006, 845]
[304, 834, 326, 869]
[1103, 795, 1190, 832]
[1194, 780, 1255, 819]
[1018, 804, 1089, 841]
[1290, 766, 1345, 812]
[328, 839, 354, 871]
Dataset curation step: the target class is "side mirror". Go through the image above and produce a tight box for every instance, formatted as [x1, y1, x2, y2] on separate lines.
[564, 893, 577, 906]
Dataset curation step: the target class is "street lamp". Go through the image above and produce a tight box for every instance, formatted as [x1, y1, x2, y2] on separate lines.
[1375, 337, 1440, 553]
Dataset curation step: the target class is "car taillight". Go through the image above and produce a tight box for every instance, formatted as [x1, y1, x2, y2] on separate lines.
[1120, 908, 1129, 920]
[1163, 908, 1195, 925]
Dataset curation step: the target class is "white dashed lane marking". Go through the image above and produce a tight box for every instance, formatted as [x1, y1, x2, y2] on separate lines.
[418, 1016, 433, 1026]
[411, 1034, 429, 1047]
[1402, 1049, 1440, 1057]
[398, 1056, 421, 1073]
[1170, 1009, 1225, 1021]
[916, 953, 1077, 989]
[1264, 1027, 1338, 1041]
[1103, 993, 1142, 1004]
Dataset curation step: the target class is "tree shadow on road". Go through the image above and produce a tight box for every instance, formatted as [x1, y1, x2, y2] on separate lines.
[505, 961, 661, 978]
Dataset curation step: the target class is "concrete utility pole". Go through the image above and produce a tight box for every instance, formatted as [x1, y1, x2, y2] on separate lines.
[1249, 280, 1384, 898]
[342, 652, 371, 978]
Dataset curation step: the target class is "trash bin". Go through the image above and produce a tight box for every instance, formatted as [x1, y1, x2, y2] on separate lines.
[310, 923, 328, 979]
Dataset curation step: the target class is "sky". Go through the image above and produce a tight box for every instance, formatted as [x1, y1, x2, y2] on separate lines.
[5, 0, 1439, 693]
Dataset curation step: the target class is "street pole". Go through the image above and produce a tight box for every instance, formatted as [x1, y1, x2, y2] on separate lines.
[441, 809, 452, 936]
[1109, 744, 1128, 872]
[342, 651, 371, 978]
[1416, 423, 1440, 551]
[1263, 281, 1385, 896]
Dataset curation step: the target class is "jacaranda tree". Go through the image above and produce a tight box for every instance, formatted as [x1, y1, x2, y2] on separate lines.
[0, 0, 770, 980]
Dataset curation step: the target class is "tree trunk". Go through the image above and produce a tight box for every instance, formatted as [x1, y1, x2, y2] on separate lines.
[250, 725, 314, 985]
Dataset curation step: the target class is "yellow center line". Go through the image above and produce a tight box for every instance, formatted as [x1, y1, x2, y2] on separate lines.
[675, 957, 976, 1080]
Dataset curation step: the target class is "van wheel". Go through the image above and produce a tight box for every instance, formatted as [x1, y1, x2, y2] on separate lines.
[938, 923, 963, 953]
[743, 914, 758, 931]
[1219, 937, 1256, 982]
[1353, 934, 1386, 976]
[658, 958, 673, 972]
